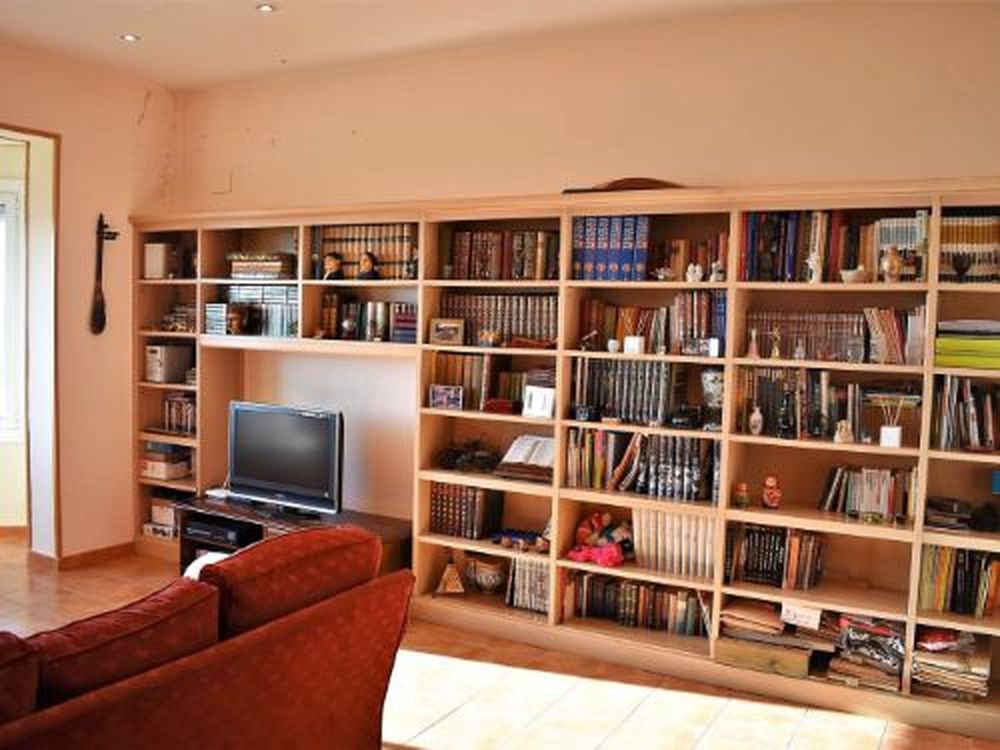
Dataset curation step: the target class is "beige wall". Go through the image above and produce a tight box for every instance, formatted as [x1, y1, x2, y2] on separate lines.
[0, 37, 177, 555]
[0, 443, 27, 527]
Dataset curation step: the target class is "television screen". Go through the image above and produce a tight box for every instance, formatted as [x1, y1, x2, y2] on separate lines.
[228, 402, 342, 512]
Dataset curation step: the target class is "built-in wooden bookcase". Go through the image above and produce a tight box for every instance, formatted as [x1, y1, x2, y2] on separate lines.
[133, 183, 1000, 738]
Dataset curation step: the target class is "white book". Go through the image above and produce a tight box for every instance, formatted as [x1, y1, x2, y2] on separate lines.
[656, 510, 666, 573]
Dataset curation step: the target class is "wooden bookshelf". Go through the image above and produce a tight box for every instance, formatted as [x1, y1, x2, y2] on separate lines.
[133, 179, 1000, 739]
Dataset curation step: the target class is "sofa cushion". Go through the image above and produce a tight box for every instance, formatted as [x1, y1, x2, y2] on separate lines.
[28, 578, 218, 707]
[200, 526, 381, 637]
[0, 632, 38, 722]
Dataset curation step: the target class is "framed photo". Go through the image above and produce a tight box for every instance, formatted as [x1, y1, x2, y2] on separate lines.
[428, 318, 465, 346]
[429, 384, 464, 411]
[522, 385, 556, 419]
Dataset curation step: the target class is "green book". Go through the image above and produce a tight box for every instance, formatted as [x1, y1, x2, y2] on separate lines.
[936, 336, 1000, 355]
[934, 353, 1000, 369]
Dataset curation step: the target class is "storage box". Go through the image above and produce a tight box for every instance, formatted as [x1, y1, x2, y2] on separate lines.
[150, 499, 176, 528]
[143, 242, 179, 279]
[142, 522, 175, 540]
[140, 458, 191, 480]
[145, 345, 193, 383]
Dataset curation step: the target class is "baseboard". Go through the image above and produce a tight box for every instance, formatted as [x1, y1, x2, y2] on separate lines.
[56, 542, 134, 570]
[27, 550, 57, 570]
[0, 526, 28, 541]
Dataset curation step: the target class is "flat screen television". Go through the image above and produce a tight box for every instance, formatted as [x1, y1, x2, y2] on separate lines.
[228, 401, 343, 513]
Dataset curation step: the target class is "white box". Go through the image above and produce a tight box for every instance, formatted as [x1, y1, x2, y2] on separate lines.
[145, 345, 193, 383]
[150, 500, 176, 527]
[144, 242, 177, 279]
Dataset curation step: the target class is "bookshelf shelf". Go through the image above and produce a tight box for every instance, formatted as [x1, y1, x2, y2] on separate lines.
[417, 469, 554, 497]
[557, 558, 715, 592]
[138, 431, 198, 448]
[725, 507, 914, 542]
[722, 579, 909, 620]
[561, 419, 723, 441]
[729, 434, 921, 458]
[418, 533, 550, 561]
[558, 617, 710, 658]
[732, 357, 925, 375]
[133, 180, 1000, 737]
[420, 408, 555, 427]
[558, 487, 718, 517]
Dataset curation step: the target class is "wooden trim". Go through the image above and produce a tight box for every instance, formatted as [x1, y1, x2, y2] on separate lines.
[0, 526, 29, 541]
[56, 541, 134, 570]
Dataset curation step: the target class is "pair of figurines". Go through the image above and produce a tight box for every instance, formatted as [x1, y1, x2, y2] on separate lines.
[322, 251, 380, 280]
[732, 475, 782, 510]
[682, 260, 725, 284]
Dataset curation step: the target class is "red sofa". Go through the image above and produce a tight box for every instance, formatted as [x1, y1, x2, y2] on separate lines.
[0, 527, 414, 749]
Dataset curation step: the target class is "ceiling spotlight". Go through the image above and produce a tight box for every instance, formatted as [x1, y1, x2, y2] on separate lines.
[119, 33, 141, 42]
[256, 3, 277, 11]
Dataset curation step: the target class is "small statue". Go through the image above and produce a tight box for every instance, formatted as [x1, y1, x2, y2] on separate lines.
[834, 419, 855, 444]
[685, 263, 703, 283]
[747, 327, 761, 358]
[881, 245, 903, 283]
[749, 405, 764, 436]
[793, 338, 806, 361]
[322, 252, 344, 280]
[806, 250, 822, 284]
[653, 267, 675, 281]
[770, 325, 782, 359]
[358, 251, 380, 280]
[709, 260, 725, 282]
[762, 473, 782, 510]
[340, 315, 357, 340]
[733, 482, 751, 509]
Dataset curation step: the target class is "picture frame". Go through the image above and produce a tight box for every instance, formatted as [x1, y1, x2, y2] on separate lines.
[429, 384, 464, 411]
[522, 385, 556, 419]
[428, 318, 465, 346]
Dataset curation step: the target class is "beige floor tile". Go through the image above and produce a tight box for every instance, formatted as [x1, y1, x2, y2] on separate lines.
[695, 697, 805, 750]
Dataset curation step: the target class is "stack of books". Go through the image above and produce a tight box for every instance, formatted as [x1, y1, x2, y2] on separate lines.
[825, 615, 905, 692]
[506, 557, 549, 614]
[565, 573, 710, 636]
[631, 509, 714, 580]
[428, 483, 503, 540]
[913, 628, 992, 701]
[739, 210, 928, 282]
[919, 545, 1000, 617]
[228, 253, 296, 280]
[939, 214, 1000, 283]
[156, 301, 197, 333]
[936, 320, 1000, 370]
[312, 223, 417, 280]
[578, 292, 726, 356]
[934, 375, 998, 451]
[817, 466, 917, 522]
[725, 524, 824, 590]
[442, 229, 559, 281]
[564, 429, 721, 504]
[924, 497, 974, 532]
[440, 292, 558, 347]
[494, 435, 555, 483]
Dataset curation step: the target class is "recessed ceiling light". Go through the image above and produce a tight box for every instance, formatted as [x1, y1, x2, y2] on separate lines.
[119, 33, 140, 42]
[256, 3, 277, 11]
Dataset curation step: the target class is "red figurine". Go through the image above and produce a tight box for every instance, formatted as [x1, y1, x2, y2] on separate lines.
[762, 473, 782, 510]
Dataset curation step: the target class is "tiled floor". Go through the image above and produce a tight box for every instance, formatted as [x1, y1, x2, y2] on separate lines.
[0, 537, 995, 749]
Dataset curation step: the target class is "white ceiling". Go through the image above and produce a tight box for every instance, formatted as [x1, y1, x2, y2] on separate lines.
[0, 0, 776, 88]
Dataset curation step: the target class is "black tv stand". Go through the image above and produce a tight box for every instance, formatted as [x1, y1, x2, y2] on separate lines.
[176, 496, 411, 575]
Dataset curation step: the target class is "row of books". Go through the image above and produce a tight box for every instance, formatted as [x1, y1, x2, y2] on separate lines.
[736, 367, 919, 443]
[739, 210, 928, 282]
[934, 375, 998, 452]
[565, 429, 721, 504]
[939, 215, 1000, 283]
[918, 545, 999, 618]
[913, 628, 992, 701]
[439, 292, 558, 346]
[935, 319, 1000, 370]
[571, 215, 650, 281]
[316, 296, 416, 343]
[428, 483, 503, 540]
[571, 359, 689, 428]
[506, 557, 550, 614]
[818, 466, 917, 522]
[566, 573, 709, 636]
[632, 508, 715, 580]
[429, 353, 550, 412]
[578, 292, 726, 356]
[441, 229, 559, 281]
[206, 284, 300, 338]
[725, 524, 824, 591]
[310, 223, 417, 280]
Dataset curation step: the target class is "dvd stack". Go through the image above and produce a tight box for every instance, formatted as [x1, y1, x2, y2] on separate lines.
[163, 393, 196, 436]
[389, 303, 418, 344]
[203, 303, 229, 335]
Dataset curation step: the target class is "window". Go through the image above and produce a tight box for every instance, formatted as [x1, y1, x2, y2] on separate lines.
[0, 183, 25, 440]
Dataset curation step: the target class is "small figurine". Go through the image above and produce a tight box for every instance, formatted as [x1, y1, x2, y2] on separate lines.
[653, 267, 675, 282]
[733, 481, 751, 509]
[434, 554, 466, 597]
[770, 325, 782, 359]
[793, 338, 806, 361]
[358, 251, 380, 280]
[709, 260, 725, 282]
[762, 473, 782, 510]
[685, 263, 704, 283]
[881, 245, 903, 283]
[806, 250, 822, 284]
[834, 419, 855, 444]
[747, 327, 761, 358]
[749, 405, 765, 436]
[322, 252, 344, 280]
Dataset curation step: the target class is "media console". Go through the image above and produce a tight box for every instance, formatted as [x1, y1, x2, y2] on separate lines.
[176, 496, 412, 574]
